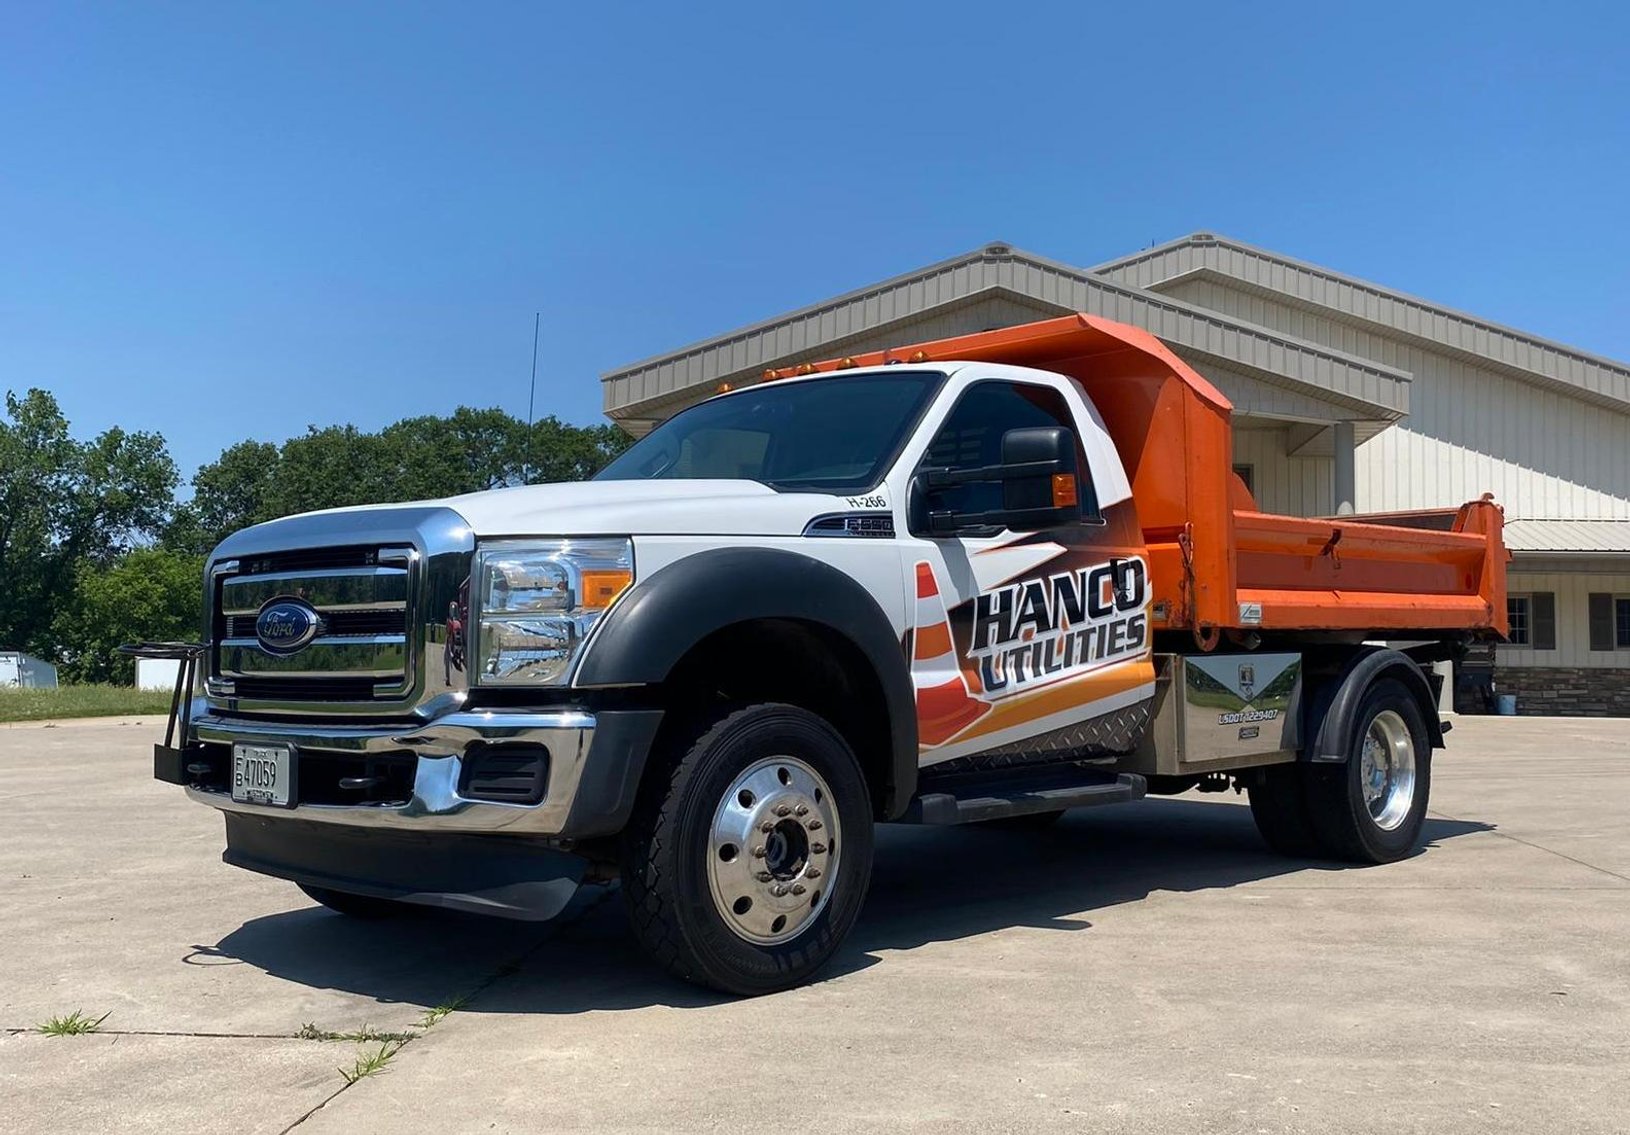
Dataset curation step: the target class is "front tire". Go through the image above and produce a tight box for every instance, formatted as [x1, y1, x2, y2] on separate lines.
[620, 704, 875, 996]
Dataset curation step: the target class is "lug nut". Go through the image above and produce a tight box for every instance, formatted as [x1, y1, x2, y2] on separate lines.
[791, 884, 806, 896]
[807, 820, 822, 830]
[810, 842, 827, 854]
[760, 821, 775, 833]
[755, 871, 773, 882]
[770, 884, 789, 897]
[752, 845, 767, 858]
[805, 867, 822, 879]
[774, 804, 792, 817]
[794, 804, 809, 816]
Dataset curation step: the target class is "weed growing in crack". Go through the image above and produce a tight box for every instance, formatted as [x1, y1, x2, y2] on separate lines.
[415, 994, 470, 1031]
[339, 1041, 403, 1085]
[37, 1010, 110, 1036]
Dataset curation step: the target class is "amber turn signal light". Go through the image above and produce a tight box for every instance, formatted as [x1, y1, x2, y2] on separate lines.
[1052, 474, 1078, 508]
[578, 569, 634, 610]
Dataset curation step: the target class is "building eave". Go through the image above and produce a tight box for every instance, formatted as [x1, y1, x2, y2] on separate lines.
[602, 243, 1413, 427]
[1093, 232, 1630, 411]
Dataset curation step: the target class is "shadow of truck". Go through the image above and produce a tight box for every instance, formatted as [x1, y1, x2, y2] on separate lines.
[198, 796, 1491, 1014]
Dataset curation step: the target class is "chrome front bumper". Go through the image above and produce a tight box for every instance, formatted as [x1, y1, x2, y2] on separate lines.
[185, 710, 596, 835]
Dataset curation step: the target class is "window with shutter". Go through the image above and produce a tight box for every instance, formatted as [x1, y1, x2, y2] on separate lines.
[1588, 593, 1615, 652]
[1531, 592, 1556, 651]
[1506, 596, 1530, 646]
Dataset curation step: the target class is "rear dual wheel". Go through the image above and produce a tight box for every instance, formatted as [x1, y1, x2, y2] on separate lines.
[1248, 679, 1431, 864]
[620, 704, 874, 996]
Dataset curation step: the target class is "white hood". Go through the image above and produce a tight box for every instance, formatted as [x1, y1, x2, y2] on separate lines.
[438, 479, 851, 537]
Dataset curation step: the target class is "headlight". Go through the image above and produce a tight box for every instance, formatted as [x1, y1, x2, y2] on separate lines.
[472, 538, 633, 685]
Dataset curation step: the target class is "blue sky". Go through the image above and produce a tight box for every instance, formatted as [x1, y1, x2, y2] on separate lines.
[3, 2, 1627, 482]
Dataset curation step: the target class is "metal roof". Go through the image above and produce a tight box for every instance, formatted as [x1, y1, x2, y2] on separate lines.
[601, 243, 1414, 428]
[1093, 233, 1630, 411]
[1502, 518, 1630, 554]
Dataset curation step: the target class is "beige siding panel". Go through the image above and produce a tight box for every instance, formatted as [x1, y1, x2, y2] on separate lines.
[1502, 571, 1630, 668]
[1101, 236, 1630, 407]
[1230, 427, 1334, 517]
[1167, 276, 1630, 521]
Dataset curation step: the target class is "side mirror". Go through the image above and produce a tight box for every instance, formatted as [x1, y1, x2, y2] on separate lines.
[916, 426, 1087, 535]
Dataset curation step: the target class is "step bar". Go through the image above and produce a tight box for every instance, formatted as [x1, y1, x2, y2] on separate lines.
[898, 772, 1147, 825]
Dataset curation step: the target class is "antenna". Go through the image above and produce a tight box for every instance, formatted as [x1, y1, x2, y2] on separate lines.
[524, 312, 540, 483]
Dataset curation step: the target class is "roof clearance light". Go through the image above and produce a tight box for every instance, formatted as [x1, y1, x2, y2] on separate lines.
[835, 357, 858, 370]
[794, 363, 818, 376]
[716, 382, 734, 394]
[908, 350, 931, 363]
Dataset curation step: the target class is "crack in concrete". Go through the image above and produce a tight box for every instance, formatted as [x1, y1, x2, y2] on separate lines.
[3, 1028, 297, 1039]
[1429, 808, 1630, 885]
[277, 883, 619, 1134]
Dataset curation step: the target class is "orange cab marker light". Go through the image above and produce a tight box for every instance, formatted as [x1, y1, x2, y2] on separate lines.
[579, 569, 634, 610]
[715, 382, 734, 394]
[835, 356, 858, 370]
[794, 362, 819, 376]
[908, 350, 931, 363]
[761, 369, 779, 381]
[1052, 474, 1079, 508]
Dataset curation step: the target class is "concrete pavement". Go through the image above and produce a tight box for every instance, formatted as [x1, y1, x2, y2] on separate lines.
[3, 715, 1627, 1133]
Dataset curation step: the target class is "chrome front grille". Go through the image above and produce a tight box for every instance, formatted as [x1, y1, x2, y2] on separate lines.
[203, 507, 475, 719]
[214, 551, 414, 701]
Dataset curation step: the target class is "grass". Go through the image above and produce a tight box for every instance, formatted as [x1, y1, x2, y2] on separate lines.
[338, 1041, 404, 1085]
[297, 1023, 416, 1044]
[37, 1010, 110, 1036]
[415, 995, 469, 1030]
[0, 685, 173, 723]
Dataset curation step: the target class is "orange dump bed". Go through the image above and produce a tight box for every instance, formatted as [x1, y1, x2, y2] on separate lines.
[776, 314, 1508, 641]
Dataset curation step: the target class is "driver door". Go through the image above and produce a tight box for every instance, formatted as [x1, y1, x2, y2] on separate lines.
[900, 377, 1155, 769]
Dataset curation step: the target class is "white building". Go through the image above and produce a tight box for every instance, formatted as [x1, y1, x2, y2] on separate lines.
[601, 233, 1630, 715]
[0, 651, 59, 689]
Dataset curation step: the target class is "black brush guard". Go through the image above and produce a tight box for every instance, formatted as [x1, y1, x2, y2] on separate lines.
[118, 641, 211, 785]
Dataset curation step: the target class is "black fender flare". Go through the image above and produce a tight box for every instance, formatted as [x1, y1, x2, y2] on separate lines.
[574, 546, 919, 816]
[1307, 647, 1445, 763]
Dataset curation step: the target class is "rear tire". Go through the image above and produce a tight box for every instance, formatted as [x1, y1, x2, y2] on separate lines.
[1303, 678, 1432, 863]
[620, 704, 874, 996]
[298, 884, 405, 919]
[1247, 764, 1322, 857]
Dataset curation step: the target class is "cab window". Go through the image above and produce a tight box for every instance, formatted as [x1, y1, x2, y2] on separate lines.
[920, 381, 1098, 520]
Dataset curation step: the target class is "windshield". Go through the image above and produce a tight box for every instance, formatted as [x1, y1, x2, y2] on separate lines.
[596, 371, 942, 492]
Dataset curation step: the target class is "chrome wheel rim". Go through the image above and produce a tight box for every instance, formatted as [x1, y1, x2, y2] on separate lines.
[707, 756, 840, 945]
[1360, 709, 1417, 831]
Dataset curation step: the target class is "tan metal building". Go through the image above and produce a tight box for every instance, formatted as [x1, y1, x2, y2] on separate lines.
[602, 233, 1630, 715]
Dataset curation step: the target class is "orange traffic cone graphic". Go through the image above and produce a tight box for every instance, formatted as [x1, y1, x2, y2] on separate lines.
[912, 561, 991, 747]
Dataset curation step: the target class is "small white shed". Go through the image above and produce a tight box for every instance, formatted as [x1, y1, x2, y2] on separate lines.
[135, 657, 183, 692]
[0, 652, 59, 689]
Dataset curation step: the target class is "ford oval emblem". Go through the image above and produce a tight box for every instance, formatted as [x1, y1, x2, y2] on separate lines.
[255, 599, 323, 656]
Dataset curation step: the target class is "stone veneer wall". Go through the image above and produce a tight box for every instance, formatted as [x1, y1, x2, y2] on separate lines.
[1495, 666, 1630, 717]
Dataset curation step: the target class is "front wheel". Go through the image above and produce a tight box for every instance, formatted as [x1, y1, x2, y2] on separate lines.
[620, 704, 875, 996]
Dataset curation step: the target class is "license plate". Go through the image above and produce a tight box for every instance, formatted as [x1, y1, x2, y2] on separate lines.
[232, 743, 294, 807]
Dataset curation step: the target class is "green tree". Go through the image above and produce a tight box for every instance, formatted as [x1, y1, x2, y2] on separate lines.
[165, 408, 633, 556]
[0, 389, 177, 657]
[52, 548, 204, 683]
[164, 439, 281, 554]
[382, 407, 529, 499]
[524, 416, 631, 483]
